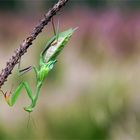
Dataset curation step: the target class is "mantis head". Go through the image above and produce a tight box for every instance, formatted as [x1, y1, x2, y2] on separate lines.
[24, 106, 33, 113]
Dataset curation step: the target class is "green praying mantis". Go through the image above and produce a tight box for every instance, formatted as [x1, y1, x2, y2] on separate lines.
[2, 27, 76, 113]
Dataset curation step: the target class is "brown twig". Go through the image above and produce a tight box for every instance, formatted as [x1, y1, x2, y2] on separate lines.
[0, 0, 69, 88]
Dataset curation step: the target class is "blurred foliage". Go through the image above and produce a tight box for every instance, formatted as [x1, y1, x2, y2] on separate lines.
[0, 0, 20, 11]
[0, 0, 140, 139]
[0, 72, 131, 139]
[0, 0, 140, 11]
[40, 77, 128, 139]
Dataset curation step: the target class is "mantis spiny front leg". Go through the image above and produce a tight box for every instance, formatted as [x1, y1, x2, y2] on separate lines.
[4, 67, 37, 112]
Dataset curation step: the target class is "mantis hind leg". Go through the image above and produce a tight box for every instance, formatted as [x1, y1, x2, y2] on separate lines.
[51, 17, 59, 40]
[52, 17, 56, 36]
[4, 81, 34, 112]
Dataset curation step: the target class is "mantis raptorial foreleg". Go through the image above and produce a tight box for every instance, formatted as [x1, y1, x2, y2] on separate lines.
[5, 81, 34, 106]
[3, 65, 40, 112]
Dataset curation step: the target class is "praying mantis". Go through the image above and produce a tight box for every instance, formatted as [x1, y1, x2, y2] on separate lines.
[2, 27, 76, 113]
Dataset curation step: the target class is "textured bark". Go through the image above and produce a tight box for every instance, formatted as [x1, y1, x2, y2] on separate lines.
[0, 0, 69, 88]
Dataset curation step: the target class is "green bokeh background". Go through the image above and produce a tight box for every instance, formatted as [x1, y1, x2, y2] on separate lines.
[0, 0, 140, 139]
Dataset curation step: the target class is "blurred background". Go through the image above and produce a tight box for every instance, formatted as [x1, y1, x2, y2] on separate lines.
[0, 0, 140, 139]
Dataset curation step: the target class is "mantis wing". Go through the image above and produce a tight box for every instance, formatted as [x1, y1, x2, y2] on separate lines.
[44, 28, 76, 63]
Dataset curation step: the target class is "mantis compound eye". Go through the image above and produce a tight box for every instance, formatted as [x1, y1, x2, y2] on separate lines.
[24, 106, 33, 113]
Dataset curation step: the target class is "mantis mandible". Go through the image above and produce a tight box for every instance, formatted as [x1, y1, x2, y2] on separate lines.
[2, 28, 76, 113]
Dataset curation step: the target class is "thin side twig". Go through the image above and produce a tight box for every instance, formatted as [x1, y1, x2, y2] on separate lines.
[0, 0, 69, 88]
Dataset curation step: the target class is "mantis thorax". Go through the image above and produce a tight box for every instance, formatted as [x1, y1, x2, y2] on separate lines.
[38, 60, 56, 82]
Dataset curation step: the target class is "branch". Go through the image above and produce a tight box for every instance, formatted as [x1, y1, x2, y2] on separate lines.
[0, 0, 69, 88]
